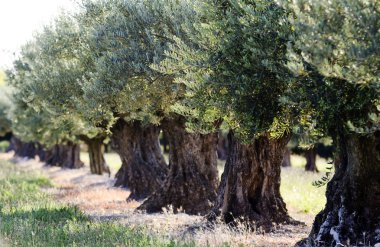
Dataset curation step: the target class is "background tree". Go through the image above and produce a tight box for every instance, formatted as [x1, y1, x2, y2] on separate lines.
[10, 13, 111, 174]
[0, 84, 11, 138]
[7, 43, 84, 169]
[75, 0, 169, 200]
[131, 0, 219, 214]
[286, 0, 380, 245]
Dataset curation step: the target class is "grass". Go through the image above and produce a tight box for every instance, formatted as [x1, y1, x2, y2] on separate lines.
[0, 160, 197, 247]
[80, 152, 122, 171]
[0, 153, 329, 246]
[281, 155, 328, 215]
[0, 141, 9, 152]
[281, 167, 327, 215]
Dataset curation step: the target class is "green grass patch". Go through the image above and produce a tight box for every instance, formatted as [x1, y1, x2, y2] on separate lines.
[0, 141, 9, 152]
[281, 167, 327, 215]
[0, 160, 196, 247]
[80, 152, 122, 171]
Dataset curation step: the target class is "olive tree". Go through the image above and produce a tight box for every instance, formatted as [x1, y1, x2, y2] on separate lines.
[287, 0, 380, 245]
[77, 0, 219, 210]
[146, 0, 298, 229]
[13, 13, 111, 173]
[0, 85, 11, 137]
[7, 42, 84, 168]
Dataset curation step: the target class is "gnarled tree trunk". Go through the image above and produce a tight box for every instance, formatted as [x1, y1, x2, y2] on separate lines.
[110, 119, 168, 201]
[208, 131, 293, 230]
[44, 142, 84, 169]
[305, 147, 318, 172]
[81, 136, 110, 176]
[298, 132, 380, 247]
[11, 136, 39, 159]
[138, 115, 219, 215]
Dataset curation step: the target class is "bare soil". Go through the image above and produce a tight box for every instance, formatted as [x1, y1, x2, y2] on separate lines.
[0, 152, 313, 247]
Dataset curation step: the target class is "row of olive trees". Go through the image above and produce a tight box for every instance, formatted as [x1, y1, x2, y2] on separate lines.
[2, 0, 379, 246]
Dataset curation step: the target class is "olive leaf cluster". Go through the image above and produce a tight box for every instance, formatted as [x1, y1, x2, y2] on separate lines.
[285, 0, 379, 137]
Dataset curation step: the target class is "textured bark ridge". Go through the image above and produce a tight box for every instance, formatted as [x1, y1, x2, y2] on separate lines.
[110, 119, 168, 201]
[138, 115, 219, 215]
[44, 142, 84, 169]
[208, 131, 293, 230]
[82, 136, 110, 176]
[305, 148, 318, 172]
[299, 132, 380, 247]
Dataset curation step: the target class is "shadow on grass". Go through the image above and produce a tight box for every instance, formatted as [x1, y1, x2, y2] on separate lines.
[1, 206, 88, 223]
[0, 205, 178, 246]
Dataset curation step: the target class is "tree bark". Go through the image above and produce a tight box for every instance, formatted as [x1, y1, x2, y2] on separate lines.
[35, 143, 46, 161]
[11, 136, 39, 159]
[298, 132, 380, 247]
[44, 142, 84, 169]
[208, 131, 293, 230]
[281, 148, 292, 167]
[82, 136, 110, 175]
[110, 119, 168, 201]
[138, 115, 219, 215]
[305, 147, 318, 172]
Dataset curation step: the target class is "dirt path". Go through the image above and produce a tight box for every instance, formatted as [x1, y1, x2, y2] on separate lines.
[1, 153, 312, 247]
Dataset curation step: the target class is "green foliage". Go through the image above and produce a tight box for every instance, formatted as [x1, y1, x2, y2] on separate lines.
[312, 165, 333, 188]
[0, 85, 12, 136]
[286, 0, 380, 136]
[77, 0, 187, 126]
[157, 0, 296, 140]
[8, 0, 205, 146]
[7, 0, 378, 147]
[7, 13, 103, 146]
